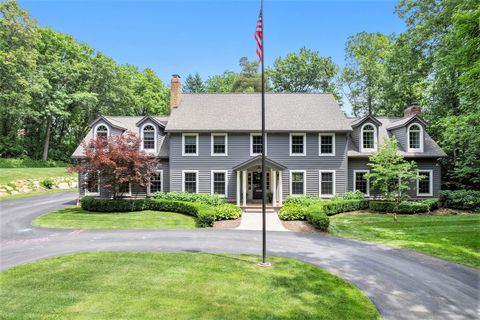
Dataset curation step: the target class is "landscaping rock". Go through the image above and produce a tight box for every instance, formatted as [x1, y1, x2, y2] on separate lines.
[58, 182, 70, 189]
[10, 191, 19, 195]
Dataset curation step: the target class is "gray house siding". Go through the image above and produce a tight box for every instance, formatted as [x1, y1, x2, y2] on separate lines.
[391, 120, 426, 152]
[169, 132, 348, 202]
[348, 158, 441, 198]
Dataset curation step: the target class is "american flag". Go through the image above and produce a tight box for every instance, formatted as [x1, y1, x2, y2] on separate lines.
[254, 4, 263, 62]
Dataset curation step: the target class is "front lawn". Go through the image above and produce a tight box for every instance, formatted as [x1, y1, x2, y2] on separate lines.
[32, 207, 197, 229]
[329, 213, 480, 268]
[0, 252, 380, 319]
[0, 167, 74, 184]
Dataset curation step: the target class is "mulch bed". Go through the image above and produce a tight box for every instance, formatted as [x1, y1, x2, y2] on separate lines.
[281, 220, 320, 233]
[213, 219, 241, 229]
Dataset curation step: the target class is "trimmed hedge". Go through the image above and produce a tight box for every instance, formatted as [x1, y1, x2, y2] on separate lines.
[321, 199, 369, 216]
[369, 199, 439, 214]
[80, 196, 215, 227]
[153, 192, 225, 206]
[305, 204, 329, 231]
[214, 203, 242, 220]
[440, 190, 480, 211]
[278, 203, 308, 220]
[283, 195, 319, 206]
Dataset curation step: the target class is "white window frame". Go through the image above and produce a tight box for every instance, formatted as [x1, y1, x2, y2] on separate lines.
[319, 170, 336, 198]
[417, 169, 433, 196]
[182, 170, 199, 193]
[211, 133, 228, 156]
[182, 133, 199, 156]
[250, 133, 267, 156]
[84, 172, 100, 196]
[408, 123, 424, 152]
[353, 170, 370, 196]
[289, 170, 307, 196]
[360, 123, 377, 152]
[94, 123, 110, 138]
[319, 133, 335, 156]
[147, 170, 163, 196]
[210, 170, 228, 197]
[289, 133, 306, 156]
[118, 182, 132, 197]
[140, 123, 157, 152]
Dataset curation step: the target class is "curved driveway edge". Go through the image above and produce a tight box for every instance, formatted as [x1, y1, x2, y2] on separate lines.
[1, 192, 479, 320]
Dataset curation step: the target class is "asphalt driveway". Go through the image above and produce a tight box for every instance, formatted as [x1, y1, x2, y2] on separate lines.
[0, 192, 478, 320]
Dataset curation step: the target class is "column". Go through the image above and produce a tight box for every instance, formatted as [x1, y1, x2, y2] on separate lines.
[242, 170, 247, 206]
[278, 171, 283, 206]
[236, 171, 240, 206]
[272, 169, 277, 206]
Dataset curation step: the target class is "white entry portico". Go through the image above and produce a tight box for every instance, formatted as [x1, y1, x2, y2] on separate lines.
[233, 156, 285, 207]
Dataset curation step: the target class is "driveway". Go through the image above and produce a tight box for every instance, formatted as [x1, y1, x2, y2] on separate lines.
[0, 192, 478, 320]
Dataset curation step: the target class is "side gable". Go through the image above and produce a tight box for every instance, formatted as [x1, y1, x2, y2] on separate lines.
[89, 116, 127, 131]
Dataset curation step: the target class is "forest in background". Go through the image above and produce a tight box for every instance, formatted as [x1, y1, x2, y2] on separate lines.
[1, 0, 478, 189]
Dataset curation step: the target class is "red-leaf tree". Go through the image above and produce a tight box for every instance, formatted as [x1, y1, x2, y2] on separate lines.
[70, 131, 158, 199]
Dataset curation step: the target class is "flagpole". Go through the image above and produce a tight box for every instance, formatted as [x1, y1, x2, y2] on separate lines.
[259, 0, 269, 267]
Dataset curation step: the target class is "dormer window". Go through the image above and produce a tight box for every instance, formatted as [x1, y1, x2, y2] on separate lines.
[141, 124, 156, 151]
[408, 123, 424, 152]
[361, 123, 377, 152]
[95, 124, 109, 138]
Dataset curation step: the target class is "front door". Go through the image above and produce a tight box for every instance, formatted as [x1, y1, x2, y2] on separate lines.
[252, 172, 262, 199]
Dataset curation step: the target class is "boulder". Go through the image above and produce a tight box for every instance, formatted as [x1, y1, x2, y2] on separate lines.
[10, 190, 19, 195]
[58, 182, 70, 189]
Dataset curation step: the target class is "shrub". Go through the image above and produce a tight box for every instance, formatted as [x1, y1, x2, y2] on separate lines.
[214, 203, 242, 220]
[40, 178, 55, 189]
[422, 198, 439, 211]
[153, 192, 225, 206]
[80, 196, 148, 212]
[440, 190, 480, 211]
[341, 190, 365, 200]
[321, 199, 369, 216]
[0, 158, 70, 168]
[278, 203, 308, 220]
[369, 200, 435, 214]
[283, 195, 319, 206]
[305, 204, 330, 231]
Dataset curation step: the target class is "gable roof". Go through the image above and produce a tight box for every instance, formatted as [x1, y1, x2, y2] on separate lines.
[386, 115, 427, 130]
[165, 93, 352, 132]
[89, 116, 127, 131]
[351, 114, 382, 128]
[136, 115, 167, 128]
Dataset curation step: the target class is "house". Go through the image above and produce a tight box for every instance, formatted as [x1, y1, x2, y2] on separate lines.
[72, 75, 446, 206]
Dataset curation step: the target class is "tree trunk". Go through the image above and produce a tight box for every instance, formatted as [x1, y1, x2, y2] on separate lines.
[42, 116, 52, 161]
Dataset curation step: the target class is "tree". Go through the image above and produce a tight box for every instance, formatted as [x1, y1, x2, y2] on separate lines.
[205, 71, 240, 93]
[183, 73, 205, 93]
[232, 57, 262, 93]
[71, 132, 158, 199]
[268, 47, 340, 98]
[341, 32, 392, 116]
[365, 137, 419, 223]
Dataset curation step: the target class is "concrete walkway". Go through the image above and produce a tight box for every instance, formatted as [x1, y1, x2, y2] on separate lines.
[236, 209, 288, 231]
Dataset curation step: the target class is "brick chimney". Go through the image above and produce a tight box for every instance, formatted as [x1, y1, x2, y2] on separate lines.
[403, 104, 422, 117]
[170, 74, 182, 114]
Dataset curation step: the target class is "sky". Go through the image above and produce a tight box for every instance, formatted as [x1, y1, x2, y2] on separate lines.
[19, 0, 406, 114]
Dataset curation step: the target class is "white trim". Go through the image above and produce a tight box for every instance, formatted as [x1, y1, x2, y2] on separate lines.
[289, 170, 307, 196]
[118, 182, 132, 197]
[182, 133, 199, 156]
[211, 170, 228, 197]
[94, 123, 110, 138]
[417, 169, 433, 196]
[353, 170, 370, 196]
[319, 133, 335, 156]
[147, 170, 163, 196]
[211, 133, 228, 156]
[319, 170, 336, 198]
[84, 172, 100, 196]
[360, 123, 377, 152]
[408, 123, 424, 152]
[289, 133, 306, 156]
[250, 133, 267, 156]
[140, 123, 157, 152]
[182, 170, 199, 193]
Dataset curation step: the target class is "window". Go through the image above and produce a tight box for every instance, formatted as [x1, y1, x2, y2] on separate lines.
[319, 133, 335, 156]
[361, 123, 377, 152]
[250, 133, 265, 156]
[290, 170, 306, 195]
[85, 172, 99, 196]
[182, 133, 198, 156]
[211, 133, 228, 156]
[95, 124, 109, 138]
[319, 170, 335, 197]
[118, 182, 131, 196]
[290, 133, 306, 156]
[417, 170, 433, 196]
[147, 170, 163, 195]
[211, 170, 227, 197]
[408, 124, 424, 152]
[182, 170, 198, 193]
[353, 170, 369, 196]
[142, 124, 156, 150]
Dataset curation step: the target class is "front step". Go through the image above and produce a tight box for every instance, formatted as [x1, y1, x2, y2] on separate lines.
[243, 208, 277, 214]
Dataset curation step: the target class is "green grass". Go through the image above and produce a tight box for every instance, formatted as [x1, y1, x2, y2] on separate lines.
[0, 167, 74, 184]
[33, 207, 197, 229]
[329, 212, 480, 268]
[0, 188, 77, 202]
[0, 252, 380, 319]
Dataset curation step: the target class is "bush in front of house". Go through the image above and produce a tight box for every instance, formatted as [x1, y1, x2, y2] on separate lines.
[214, 203, 242, 220]
[283, 195, 319, 206]
[305, 204, 330, 231]
[321, 199, 370, 216]
[153, 192, 226, 206]
[278, 203, 308, 220]
[440, 190, 480, 211]
[369, 199, 439, 214]
[340, 190, 366, 200]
